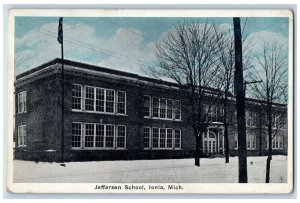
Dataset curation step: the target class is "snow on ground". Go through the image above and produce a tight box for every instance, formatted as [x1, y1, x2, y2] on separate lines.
[13, 155, 287, 183]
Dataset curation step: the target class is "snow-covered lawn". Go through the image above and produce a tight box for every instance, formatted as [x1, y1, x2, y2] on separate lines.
[13, 155, 287, 183]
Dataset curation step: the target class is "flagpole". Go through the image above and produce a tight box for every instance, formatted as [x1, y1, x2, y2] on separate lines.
[58, 17, 65, 165]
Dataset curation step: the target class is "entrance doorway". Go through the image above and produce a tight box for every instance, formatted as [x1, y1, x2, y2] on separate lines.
[204, 131, 217, 154]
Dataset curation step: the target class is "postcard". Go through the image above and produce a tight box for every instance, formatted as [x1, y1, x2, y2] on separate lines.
[7, 9, 293, 194]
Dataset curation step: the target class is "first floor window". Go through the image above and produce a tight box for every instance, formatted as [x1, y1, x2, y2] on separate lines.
[116, 125, 126, 148]
[174, 130, 181, 149]
[152, 128, 159, 148]
[247, 133, 256, 149]
[18, 125, 26, 147]
[72, 123, 125, 149]
[167, 129, 173, 149]
[271, 134, 283, 149]
[72, 123, 81, 148]
[85, 123, 94, 148]
[160, 128, 166, 148]
[95, 124, 105, 148]
[144, 127, 151, 148]
[266, 134, 283, 149]
[144, 127, 181, 150]
[234, 134, 238, 149]
[106, 125, 115, 148]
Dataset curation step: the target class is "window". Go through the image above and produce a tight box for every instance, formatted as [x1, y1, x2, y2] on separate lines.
[74, 84, 126, 115]
[167, 100, 173, 119]
[167, 129, 173, 149]
[273, 114, 284, 129]
[85, 87, 94, 111]
[72, 123, 81, 148]
[85, 123, 94, 148]
[95, 88, 105, 112]
[117, 91, 126, 114]
[106, 90, 115, 113]
[144, 96, 151, 117]
[271, 134, 283, 149]
[106, 125, 115, 148]
[174, 100, 181, 120]
[144, 127, 151, 149]
[174, 129, 179, 149]
[95, 124, 104, 148]
[152, 97, 159, 118]
[160, 128, 166, 148]
[160, 99, 166, 118]
[18, 91, 27, 113]
[144, 127, 181, 150]
[116, 125, 126, 148]
[247, 133, 256, 149]
[145, 96, 181, 120]
[18, 125, 26, 147]
[72, 85, 82, 110]
[73, 123, 125, 149]
[246, 111, 256, 127]
[152, 128, 159, 149]
[207, 105, 223, 122]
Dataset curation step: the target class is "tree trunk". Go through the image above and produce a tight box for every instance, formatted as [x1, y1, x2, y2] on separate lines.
[224, 123, 229, 163]
[266, 110, 273, 183]
[195, 136, 200, 167]
[265, 154, 272, 183]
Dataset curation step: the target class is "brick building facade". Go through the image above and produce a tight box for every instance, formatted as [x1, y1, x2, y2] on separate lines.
[14, 59, 288, 162]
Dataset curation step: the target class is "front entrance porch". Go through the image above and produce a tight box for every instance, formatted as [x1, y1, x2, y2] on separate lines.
[203, 124, 224, 155]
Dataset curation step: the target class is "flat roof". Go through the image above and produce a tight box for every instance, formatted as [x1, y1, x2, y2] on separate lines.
[15, 58, 287, 107]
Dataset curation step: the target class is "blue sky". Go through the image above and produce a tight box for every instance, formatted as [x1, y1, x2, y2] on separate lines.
[14, 17, 289, 76]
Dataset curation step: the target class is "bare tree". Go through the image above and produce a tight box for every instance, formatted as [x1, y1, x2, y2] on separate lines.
[149, 21, 224, 167]
[248, 41, 288, 183]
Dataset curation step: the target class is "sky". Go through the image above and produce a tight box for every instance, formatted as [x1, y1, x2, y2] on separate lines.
[14, 17, 289, 77]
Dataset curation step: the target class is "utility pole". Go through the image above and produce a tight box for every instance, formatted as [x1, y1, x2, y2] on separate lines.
[58, 17, 65, 166]
[233, 17, 247, 183]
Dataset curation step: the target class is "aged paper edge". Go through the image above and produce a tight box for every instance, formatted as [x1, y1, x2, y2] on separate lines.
[6, 8, 294, 194]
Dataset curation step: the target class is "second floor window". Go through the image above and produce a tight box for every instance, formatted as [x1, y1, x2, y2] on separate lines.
[148, 96, 181, 120]
[85, 87, 95, 111]
[72, 84, 126, 115]
[72, 85, 82, 110]
[117, 91, 126, 114]
[144, 96, 151, 117]
[18, 91, 27, 114]
[246, 111, 257, 127]
[106, 90, 115, 113]
[206, 105, 223, 122]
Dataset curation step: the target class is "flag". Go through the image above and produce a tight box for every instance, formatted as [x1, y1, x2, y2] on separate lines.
[57, 17, 63, 44]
